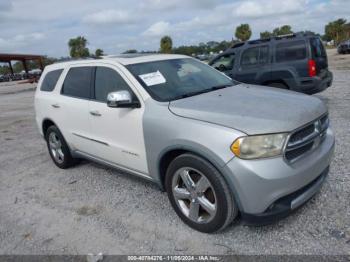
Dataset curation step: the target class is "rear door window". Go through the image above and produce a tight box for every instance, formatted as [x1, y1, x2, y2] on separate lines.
[276, 40, 307, 62]
[241, 46, 269, 66]
[40, 69, 63, 92]
[61, 67, 93, 99]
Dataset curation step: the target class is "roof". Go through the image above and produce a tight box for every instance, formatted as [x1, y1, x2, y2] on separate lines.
[0, 53, 43, 62]
[48, 54, 190, 70]
[103, 53, 189, 65]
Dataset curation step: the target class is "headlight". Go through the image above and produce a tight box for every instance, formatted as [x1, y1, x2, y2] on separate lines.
[231, 133, 288, 159]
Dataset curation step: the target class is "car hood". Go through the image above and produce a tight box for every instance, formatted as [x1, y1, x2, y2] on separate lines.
[168, 84, 327, 135]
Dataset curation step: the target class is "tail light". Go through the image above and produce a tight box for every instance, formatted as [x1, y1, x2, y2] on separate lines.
[308, 59, 316, 77]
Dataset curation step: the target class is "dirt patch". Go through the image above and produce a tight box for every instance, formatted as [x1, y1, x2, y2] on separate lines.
[76, 206, 102, 216]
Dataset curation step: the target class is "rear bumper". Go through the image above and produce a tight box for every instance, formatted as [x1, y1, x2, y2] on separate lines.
[241, 166, 328, 225]
[295, 71, 333, 94]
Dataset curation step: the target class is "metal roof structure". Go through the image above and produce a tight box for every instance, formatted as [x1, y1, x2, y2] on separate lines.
[0, 53, 44, 74]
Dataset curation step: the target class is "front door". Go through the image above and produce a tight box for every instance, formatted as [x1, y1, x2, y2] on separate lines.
[233, 45, 270, 84]
[211, 53, 235, 78]
[88, 65, 148, 174]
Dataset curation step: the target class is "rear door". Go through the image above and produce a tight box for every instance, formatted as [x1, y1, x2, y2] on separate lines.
[233, 45, 270, 84]
[273, 40, 308, 78]
[53, 65, 96, 155]
[310, 37, 328, 77]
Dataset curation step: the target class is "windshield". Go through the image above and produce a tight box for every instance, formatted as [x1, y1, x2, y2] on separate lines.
[126, 58, 237, 102]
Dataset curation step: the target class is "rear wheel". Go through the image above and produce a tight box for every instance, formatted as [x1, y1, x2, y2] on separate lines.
[45, 125, 78, 169]
[165, 154, 238, 233]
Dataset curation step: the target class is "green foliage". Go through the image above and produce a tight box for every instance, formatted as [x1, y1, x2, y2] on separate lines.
[260, 31, 273, 39]
[324, 18, 349, 44]
[95, 49, 104, 57]
[273, 25, 293, 36]
[235, 24, 252, 41]
[123, 49, 138, 54]
[160, 36, 173, 53]
[68, 36, 90, 58]
[0, 65, 10, 74]
[172, 41, 232, 56]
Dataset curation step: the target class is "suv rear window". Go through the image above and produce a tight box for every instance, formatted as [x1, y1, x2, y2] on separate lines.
[40, 69, 63, 92]
[276, 40, 306, 62]
[61, 67, 93, 99]
[310, 38, 326, 58]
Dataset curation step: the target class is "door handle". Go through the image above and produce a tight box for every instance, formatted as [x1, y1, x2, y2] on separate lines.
[90, 110, 102, 116]
[51, 104, 60, 108]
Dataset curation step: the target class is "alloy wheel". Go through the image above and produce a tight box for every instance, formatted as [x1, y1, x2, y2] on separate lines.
[48, 132, 64, 164]
[171, 167, 217, 223]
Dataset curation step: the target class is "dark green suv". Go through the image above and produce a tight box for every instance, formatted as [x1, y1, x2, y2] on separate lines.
[209, 33, 333, 94]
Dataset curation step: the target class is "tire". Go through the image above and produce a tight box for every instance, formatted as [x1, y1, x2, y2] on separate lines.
[267, 82, 288, 89]
[45, 125, 77, 169]
[165, 153, 238, 233]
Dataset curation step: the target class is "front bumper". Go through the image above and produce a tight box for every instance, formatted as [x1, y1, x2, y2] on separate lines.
[221, 128, 335, 217]
[241, 166, 328, 225]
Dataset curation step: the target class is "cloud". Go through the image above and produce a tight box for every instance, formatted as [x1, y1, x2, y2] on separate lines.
[82, 9, 136, 25]
[0, 1, 12, 12]
[0, 32, 45, 50]
[0, 0, 350, 56]
[139, 0, 216, 11]
[234, 0, 305, 18]
[142, 21, 170, 37]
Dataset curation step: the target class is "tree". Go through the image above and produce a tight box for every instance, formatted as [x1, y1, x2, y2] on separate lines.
[123, 49, 138, 54]
[95, 49, 104, 57]
[160, 36, 172, 53]
[68, 36, 90, 58]
[273, 25, 293, 36]
[260, 31, 273, 39]
[235, 24, 252, 42]
[324, 18, 347, 44]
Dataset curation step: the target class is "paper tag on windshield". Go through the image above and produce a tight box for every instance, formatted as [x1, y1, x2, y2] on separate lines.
[139, 71, 166, 86]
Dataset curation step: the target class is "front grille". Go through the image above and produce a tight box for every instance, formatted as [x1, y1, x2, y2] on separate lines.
[285, 114, 329, 162]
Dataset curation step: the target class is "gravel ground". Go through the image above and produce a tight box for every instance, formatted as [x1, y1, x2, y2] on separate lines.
[0, 60, 349, 255]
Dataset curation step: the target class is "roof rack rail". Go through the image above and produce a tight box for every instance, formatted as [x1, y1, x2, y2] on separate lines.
[53, 57, 96, 64]
[229, 31, 318, 49]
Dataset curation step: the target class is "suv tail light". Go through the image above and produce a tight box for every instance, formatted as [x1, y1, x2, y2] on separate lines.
[308, 59, 316, 77]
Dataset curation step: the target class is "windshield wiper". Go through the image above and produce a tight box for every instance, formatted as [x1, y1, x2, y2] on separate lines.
[172, 84, 232, 100]
[175, 89, 212, 99]
[209, 84, 232, 91]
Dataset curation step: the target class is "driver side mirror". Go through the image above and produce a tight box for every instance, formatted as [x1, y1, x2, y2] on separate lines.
[107, 91, 140, 108]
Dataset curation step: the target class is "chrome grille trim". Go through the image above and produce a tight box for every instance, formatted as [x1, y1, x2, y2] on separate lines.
[284, 114, 329, 162]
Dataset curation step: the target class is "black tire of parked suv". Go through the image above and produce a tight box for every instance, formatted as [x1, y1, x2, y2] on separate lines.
[165, 153, 238, 233]
[267, 82, 289, 89]
[45, 125, 78, 169]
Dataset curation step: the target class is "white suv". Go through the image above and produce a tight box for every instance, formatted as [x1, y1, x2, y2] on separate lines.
[35, 54, 334, 232]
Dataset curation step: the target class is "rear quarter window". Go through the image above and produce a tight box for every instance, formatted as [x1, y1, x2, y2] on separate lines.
[310, 38, 326, 58]
[40, 69, 63, 92]
[61, 67, 93, 99]
[276, 40, 307, 62]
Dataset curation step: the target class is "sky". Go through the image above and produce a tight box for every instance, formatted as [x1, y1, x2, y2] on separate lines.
[0, 0, 349, 57]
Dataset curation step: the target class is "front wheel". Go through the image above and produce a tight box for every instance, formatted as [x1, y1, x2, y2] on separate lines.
[165, 154, 238, 233]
